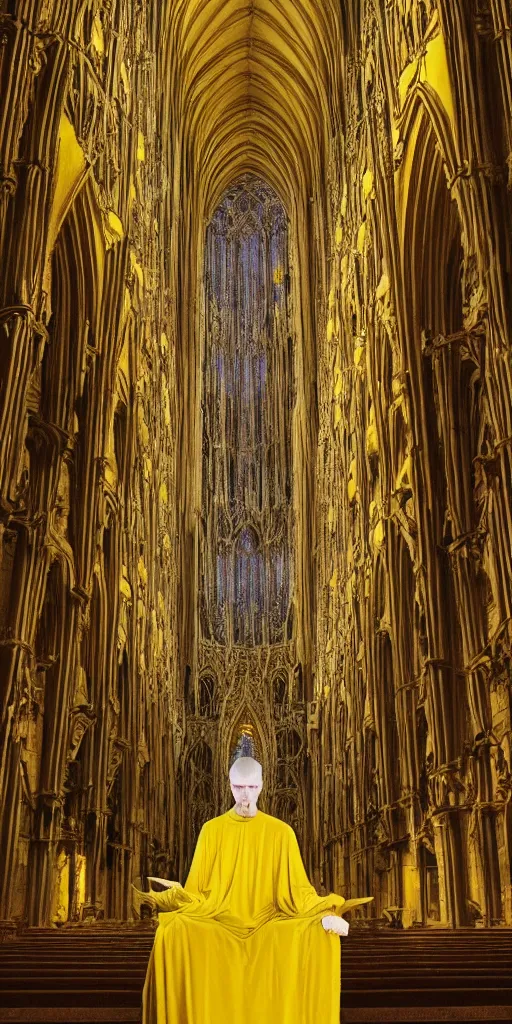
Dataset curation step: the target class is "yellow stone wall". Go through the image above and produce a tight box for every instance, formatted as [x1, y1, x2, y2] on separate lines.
[0, 0, 179, 925]
[315, 1, 512, 927]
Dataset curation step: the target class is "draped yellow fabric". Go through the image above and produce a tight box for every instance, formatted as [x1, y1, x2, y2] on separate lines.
[142, 809, 372, 1023]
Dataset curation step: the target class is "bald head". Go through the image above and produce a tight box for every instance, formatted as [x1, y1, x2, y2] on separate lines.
[229, 757, 263, 817]
[229, 757, 262, 785]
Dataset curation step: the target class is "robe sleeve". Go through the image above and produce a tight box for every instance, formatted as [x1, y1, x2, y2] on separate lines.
[141, 825, 211, 914]
[275, 826, 343, 917]
[276, 825, 373, 919]
[184, 823, 210, 895]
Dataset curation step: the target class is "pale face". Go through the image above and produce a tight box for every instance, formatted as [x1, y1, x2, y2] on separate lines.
[229, 758, 263, 818]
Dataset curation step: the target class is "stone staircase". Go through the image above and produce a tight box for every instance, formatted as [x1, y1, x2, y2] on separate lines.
[0, 926, 511, 1023]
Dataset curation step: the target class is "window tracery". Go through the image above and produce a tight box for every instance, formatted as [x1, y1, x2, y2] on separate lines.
[201, 176, 294, 648]
[198, 674, 217, 719]
[273, 673, 288, 717]
[187, 741, 214, 849]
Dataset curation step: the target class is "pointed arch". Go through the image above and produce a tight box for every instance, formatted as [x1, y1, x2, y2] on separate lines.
[184, 740, 215, 860]
[198, 672, 218, 719]
[401, 99, 463, 338]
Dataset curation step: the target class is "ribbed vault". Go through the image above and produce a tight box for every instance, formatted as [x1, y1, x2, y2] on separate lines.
[167, 0, 345, 707]
[165, 0, 343, 213]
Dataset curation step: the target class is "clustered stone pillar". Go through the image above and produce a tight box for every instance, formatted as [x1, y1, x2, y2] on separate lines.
[315, 0, 512, 928]
[0, 1, 179, 927]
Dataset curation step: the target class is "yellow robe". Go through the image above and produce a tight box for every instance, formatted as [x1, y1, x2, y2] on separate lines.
[142, 809, 371, 1024]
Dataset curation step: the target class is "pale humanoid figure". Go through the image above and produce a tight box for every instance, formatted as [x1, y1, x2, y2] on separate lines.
[228, 755, 349, 935]
[136, 745, 372, 1024]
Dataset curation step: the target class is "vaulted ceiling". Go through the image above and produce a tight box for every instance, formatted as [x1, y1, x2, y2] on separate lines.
[164, 0, 344, 213]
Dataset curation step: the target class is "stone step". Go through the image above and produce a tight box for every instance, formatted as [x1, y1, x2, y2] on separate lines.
[0, 928, 509, 1023]
[0, 966, 509, 983]
[341, 988, 512, 1009]
[2, 986, 511, 1010]
[4, 1011, 508, 1024]
[7, 941, 509, 955]
[5, 941, 508, 950]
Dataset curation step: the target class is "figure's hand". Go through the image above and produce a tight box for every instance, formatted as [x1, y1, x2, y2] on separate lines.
[147, 877, 183, 891]
[146, 876, 182, 892]
[322, 914, 349, 937]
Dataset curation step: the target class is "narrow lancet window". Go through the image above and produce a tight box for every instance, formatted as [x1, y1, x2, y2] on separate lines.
[201, 176, 293, 646]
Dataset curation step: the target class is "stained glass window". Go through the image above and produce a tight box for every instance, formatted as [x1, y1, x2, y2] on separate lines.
[201, 176, 294, 646]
